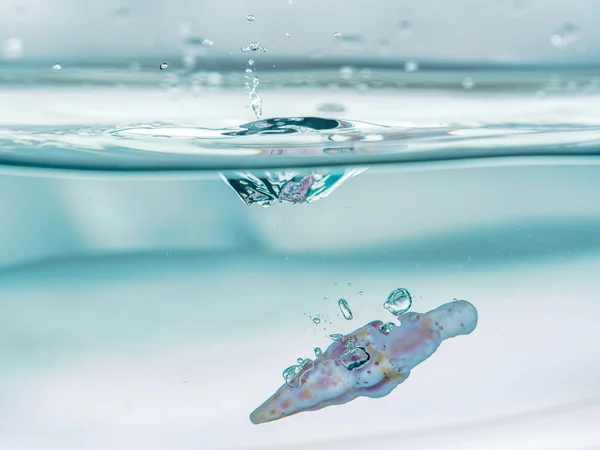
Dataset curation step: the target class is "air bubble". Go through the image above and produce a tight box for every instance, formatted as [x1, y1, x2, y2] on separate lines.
[246, 15, 256, 21]
[404, 60, 419, 72]
[339, 347, 370, 370]
[334, 32, 342, 38]
[379, 322, 396, 335]
[159, 63, 168, 70]
[338, 298, 353, 320]
[330, 333, 343, 341]
[384, 287, 413, 316]
[52, 64, 61, 70]
[314, 347, 322, 357]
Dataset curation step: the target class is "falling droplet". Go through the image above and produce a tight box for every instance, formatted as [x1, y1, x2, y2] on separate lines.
[246, 14, 255, 21]
[241, 41, 267, 52]
[202, 38, 214, 46]
[312, 317, 321, 324]
[384, 287, 413, 315]
[314, 347, 322, 357]
[339, 347, 370, 370]
[248, 59, 254, 65]
[379, 322, 396, 335]
[338, 298, 354, 320]
[551, 23, 580, 48]
[347, 282, 352, 287]
[330, 333, 344, 341]
[462, 77, 475, 89]
[159, 63, 168, 70]
[334, 32, 342, 38]
[317, 102, 346, 113]
[404, 60, 419, 72]
[52, 64, 61, 70]
[2, 37, 24, 60]
[286, 32, 291, 38]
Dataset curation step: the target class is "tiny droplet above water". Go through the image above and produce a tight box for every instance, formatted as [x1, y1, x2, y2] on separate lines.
[338, 298, 354, 320]
[384, 287, 413, 315]
[314, 347, 322, 357]
[462, 77, 475, 89]
[246, 15, 255, 21]
[159, 63, 168, 70]
[404, 60, 419, 72]
[334, 32, 342, 38]
[330, 333, 344, 341]
[52, 64, 61, 70]
[248, 59, 254, 65]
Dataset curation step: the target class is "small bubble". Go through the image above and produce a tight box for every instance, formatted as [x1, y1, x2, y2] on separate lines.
[248, 59, 254, 65]
[384, 287, 413, 316]
[286, 32, 291, 38]
[359, 290, 364, 295]
[159, 63, 168, 70]
[312, 317, 321, 324]
[246, 14, 255, 21]
[330, 333, 344, 341]
[241, 41, 267, 52]
[334, 32, 342, 38]
[314, 347, 322, 357]
[346, 339, 355, 348]
[338, 298, 354, 320]
[379, 322, 396, 335]
[52, 64, 61, 70]
[202, 38, 214, 46]
[462, 77, 475, 89]
[297, 357, 304, 364]
[404, 60, 419, 72]
[347, 282, 352, 287]
[334, 282, 339, 287]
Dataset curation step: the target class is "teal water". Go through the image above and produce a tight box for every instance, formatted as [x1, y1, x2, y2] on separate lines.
[0, 69, 599, 449]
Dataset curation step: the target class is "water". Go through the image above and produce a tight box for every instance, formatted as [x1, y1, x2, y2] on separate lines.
[0, 67, 600, 449]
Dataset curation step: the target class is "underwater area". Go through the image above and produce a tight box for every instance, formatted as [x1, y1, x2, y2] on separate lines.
[1, 0, 600, 449]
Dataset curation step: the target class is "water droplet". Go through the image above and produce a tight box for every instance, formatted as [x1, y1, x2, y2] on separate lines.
[339, 346, 370, 370]
[282, 365, 303, 388]
[314, 347, 322, 357]
[317, 102, 346, 113]
[248, 59, 254, 65]
[334, 282, 339, 286]
[462, 77, 475, 90]
[404, 60, 419, 72]
[114, 6, 131, 24]
[338, 298, 353, 320]
[551, 23, 580, 48]
[297, 357, 304, 364]
[202, 38, 214, 46]
[246, 14, 255, 21]
[159, 63, 168, 70]
[397, 19, 412, 38]
[241, 41, 267, 52]
[330, 333, 343, 341]
[384, 287, 413, 316]
[286, 32, 291, 38]
[52, 64, 61, 70]
[339, 65, 355, 79]
[347, 282, 352, 287]
[312, 317, 321, 324]
[2, 37, 23, 60]
[379, 322, 396, 335]
[334, 32, 342, 38]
